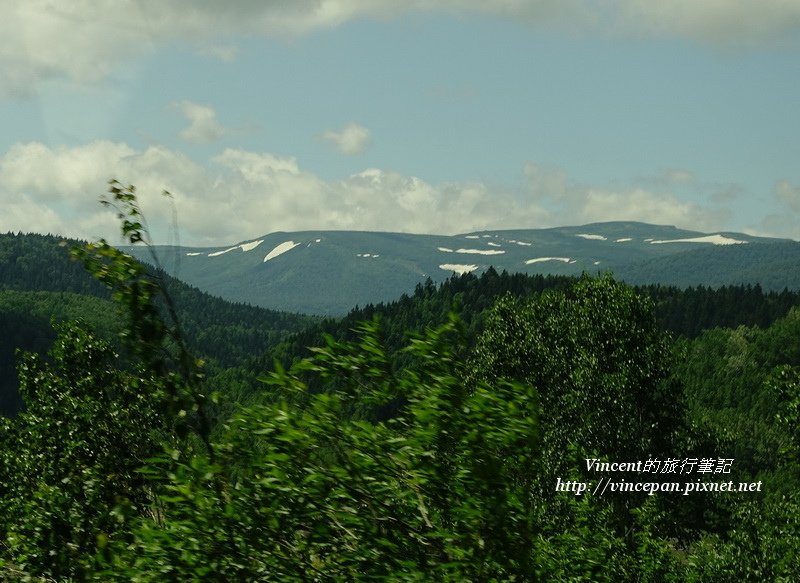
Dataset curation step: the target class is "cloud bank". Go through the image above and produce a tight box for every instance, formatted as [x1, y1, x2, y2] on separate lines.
[0, 140, 739, 246]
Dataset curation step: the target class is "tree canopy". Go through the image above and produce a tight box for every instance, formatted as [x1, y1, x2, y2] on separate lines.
[0, 182, 798, 580]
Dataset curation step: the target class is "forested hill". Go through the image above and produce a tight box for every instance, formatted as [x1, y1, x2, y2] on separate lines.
[0, 232, 316, 414]
[0, 232, 111, 297]
[265, 267, 800, 370]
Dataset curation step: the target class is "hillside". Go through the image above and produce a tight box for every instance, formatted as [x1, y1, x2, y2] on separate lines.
[122, 222, 798, 315]
[617, 241, 800, 290]
[0, 232, 316, 415]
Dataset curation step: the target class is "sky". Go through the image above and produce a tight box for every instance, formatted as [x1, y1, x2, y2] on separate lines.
[1, 1, 799, 247]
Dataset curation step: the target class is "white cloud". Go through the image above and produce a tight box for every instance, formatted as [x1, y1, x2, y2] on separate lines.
[0, 193, 65, 236]
[0, 141, 776, 246]
[3, 1, 798, 96]
[576, 187, 727, 230]
[0, 140, 547, 245]
[0, 141, 137, 200]
[175, 101, 227, 144]
[0, 140, 205, 241]
[321, 123, 371, 155]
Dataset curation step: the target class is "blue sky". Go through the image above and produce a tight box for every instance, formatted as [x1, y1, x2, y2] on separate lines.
[1, 2, 799, 246]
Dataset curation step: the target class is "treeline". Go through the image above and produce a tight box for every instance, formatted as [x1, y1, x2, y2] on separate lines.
[264, 267, 800, 373]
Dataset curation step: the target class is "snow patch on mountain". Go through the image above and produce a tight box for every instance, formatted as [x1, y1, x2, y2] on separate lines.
[186, 252, 203, 256]
[264, 241, 300, 262]
[455, 248, 505, 256]
[208, 246, 238, 257]
[516, 241, 532, 246]
[438, 247, 454, 253]
[208, 239, 264, 256]
[650, 234, 748, 245]
[615, 238, 632, 242]
[488, 242, 501, 247]
[439, 263, 479, 274]
[576, 233, 607, 241]
[464, 235, 480, 239]
[239, 239, 264, 252]
[525, 257, 571, 264]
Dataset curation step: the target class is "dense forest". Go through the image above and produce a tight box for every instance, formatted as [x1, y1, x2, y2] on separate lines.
[0, 232, 315, 415]
[264, 268, 800, 369]
[0, 190, 798, 580]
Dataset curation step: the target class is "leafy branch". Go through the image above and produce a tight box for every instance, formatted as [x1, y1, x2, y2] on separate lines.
[71, 180, 212, 446]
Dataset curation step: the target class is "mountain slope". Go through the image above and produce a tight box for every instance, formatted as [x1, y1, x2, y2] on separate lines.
[617, 241, 800, 290]
[123, 222, 797, 315]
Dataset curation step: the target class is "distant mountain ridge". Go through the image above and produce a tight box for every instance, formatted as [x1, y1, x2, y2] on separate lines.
[122, 222, 800, 315]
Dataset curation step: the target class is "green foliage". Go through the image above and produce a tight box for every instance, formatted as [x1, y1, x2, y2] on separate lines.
[98, 316, 543, 581]
[0, 322, 166, 579]
[685, 494, 800, 582]
[70, 183, 212, 448]
[769, 365, 800, 462]
[262, 268, 800, 404]
[0, 229, 314, 417]
[676, 308, 800, 484]
[469, 276, 681, 503]
[0, 231, 110, 297]
[0, 290, 119, 415]
[2, 181, 799, 580]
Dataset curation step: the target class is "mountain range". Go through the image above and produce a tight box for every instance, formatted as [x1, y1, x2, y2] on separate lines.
[123, 222, 800, 315]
